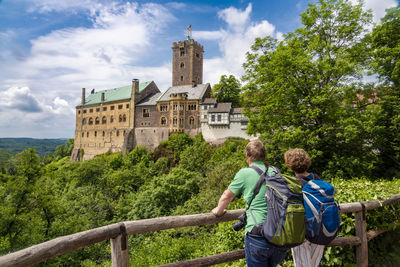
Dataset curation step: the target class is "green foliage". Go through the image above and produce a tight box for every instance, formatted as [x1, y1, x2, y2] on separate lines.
[212, 75, 242, 107]
[241, 0, 379, 179]
[0, 138, 67, 156]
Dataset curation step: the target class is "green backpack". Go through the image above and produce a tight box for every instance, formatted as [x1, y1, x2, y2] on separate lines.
[249, 166, 305, 248]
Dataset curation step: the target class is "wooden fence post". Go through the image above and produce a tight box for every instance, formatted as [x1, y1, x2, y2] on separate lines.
[355, 203, 368, 267]
[110, 223, 129, 267]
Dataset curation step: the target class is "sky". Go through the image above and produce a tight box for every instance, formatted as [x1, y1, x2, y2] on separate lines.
[0, 0, 398, 139]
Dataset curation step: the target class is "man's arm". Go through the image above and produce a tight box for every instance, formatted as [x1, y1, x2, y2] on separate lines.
[211, 188, 236, 217]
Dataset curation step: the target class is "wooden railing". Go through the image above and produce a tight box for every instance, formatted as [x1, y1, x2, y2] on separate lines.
[0, 193, 399, 267]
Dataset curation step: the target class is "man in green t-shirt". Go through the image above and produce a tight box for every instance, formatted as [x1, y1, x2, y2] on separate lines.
[211, 140, 286, 267]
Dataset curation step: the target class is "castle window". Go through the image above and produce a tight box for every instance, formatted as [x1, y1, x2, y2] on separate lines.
[218, 115, 222, 122]
[126, 104, 129, 108]
[173, 117, 177, 125]
[118, 105, 123, 110]
[94, 131, 97, 137]
[173, 104, 178, 111]
[123, 130, 126, 135]
[82, 118, 87, 125]
[82, 132, 84, 137]
[110, 116, 114, 123]
[88, 118, 93, 125]
[119, 115, 123, 122]
[102, 116, 106, 124]
[179, 118, 184, 125]
[116, 130, 119, 137]
[123, 114, 126, 122]
[83, 109, 87, 114]
[78, 110, 81, 114]
[189, 117, 194, 126]
[161, 117, 167, 125]
[96, 108, 100, 112]
[95, 117, 100, 125]
[160, 105, 168, 111]
[180, 48, 185, 56]
[196, 53, 200, 58]
[211, 115, 215, 122]
[87, 132, 89, 137]
[188, 104, 197, 110]
[102, 131, 105, 137]
[103, 107, 107, 111]
[179, 104, 184, 111]
[180, 76, 184, 81]
[180, 62, 185, 68]
[110, 106, 115, 110]
[143, 109, 149, 118]
[89, 109, 93, 113]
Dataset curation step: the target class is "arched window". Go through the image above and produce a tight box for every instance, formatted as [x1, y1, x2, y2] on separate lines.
[102, 131, 105, 137]
[102, 116, 106, 124]
[94, 131, 97, 137]
[116, 130, 119, 137]
[110, 116, 114, 123]
[82, 132, 84, 137]
[119, 115, 123, 122]
[88, 118, 93, 125]
[123, 114, 126, 122]
[82, 118, 87, 125]
[179, 118, 184, 125]
[95, 117, 100, 125]
[87, 132, 89, 137]
[189, 117, 195, 126]
[180, 62, 184, 68]
[161, 117, 167, 125]
[173, 117, 177, 125]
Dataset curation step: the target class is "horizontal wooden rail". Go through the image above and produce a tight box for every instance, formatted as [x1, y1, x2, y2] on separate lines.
[0, 194, 399, 267]
[0, 222, 123, 267]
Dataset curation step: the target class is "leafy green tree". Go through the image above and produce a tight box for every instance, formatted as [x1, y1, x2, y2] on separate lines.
[211, 75, 241, 107]
[54, 138, 74, 160]
[242, 0, 375, 178]
[369, 6, 400, 178]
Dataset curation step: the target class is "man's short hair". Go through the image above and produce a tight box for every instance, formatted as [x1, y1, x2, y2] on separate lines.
[245, 140, 266, 162]
[284, 148, 311, 173]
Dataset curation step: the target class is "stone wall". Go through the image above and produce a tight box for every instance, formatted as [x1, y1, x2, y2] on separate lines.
[172, 40, 203, 86]
[134, 127, 169, 151]
[73, 99, 133, 160]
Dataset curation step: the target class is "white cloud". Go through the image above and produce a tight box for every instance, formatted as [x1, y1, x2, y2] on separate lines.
[0, 86, 42, 112]
[193, 4, 279, 86]
[193, 31, 224, 40]
[350, 0, 398, 22]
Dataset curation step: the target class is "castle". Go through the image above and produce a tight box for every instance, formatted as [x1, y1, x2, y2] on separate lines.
[71, 33, 256, 161]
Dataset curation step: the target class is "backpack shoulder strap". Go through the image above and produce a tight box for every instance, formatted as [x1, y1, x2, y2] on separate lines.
[248, 165, 267, 208]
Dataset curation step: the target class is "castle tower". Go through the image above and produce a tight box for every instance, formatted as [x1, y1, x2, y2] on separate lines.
[172, 26, 203, 86]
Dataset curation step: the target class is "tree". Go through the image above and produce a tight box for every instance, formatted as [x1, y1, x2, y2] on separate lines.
[54, 139, 74, 160]
[241, 0, 375, 178]
[211, 75, 241, 107]
[369, 6, 400, 177]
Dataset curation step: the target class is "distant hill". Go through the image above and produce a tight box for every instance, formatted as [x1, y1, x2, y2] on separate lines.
[0, 138, 68, 156]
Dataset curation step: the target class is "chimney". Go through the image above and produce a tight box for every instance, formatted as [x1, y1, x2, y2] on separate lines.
[101, 92, 105, 102]
[81, 88, 85, 105]
[132, 79, 139, 94]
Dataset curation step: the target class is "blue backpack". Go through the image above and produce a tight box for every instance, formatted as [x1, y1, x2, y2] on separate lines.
[301, 177, 340, 245]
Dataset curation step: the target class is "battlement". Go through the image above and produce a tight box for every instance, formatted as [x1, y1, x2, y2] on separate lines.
[172, 39, 204, 50]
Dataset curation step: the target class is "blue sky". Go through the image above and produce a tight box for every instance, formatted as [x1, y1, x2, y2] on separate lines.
[0, 0, 398, 138]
